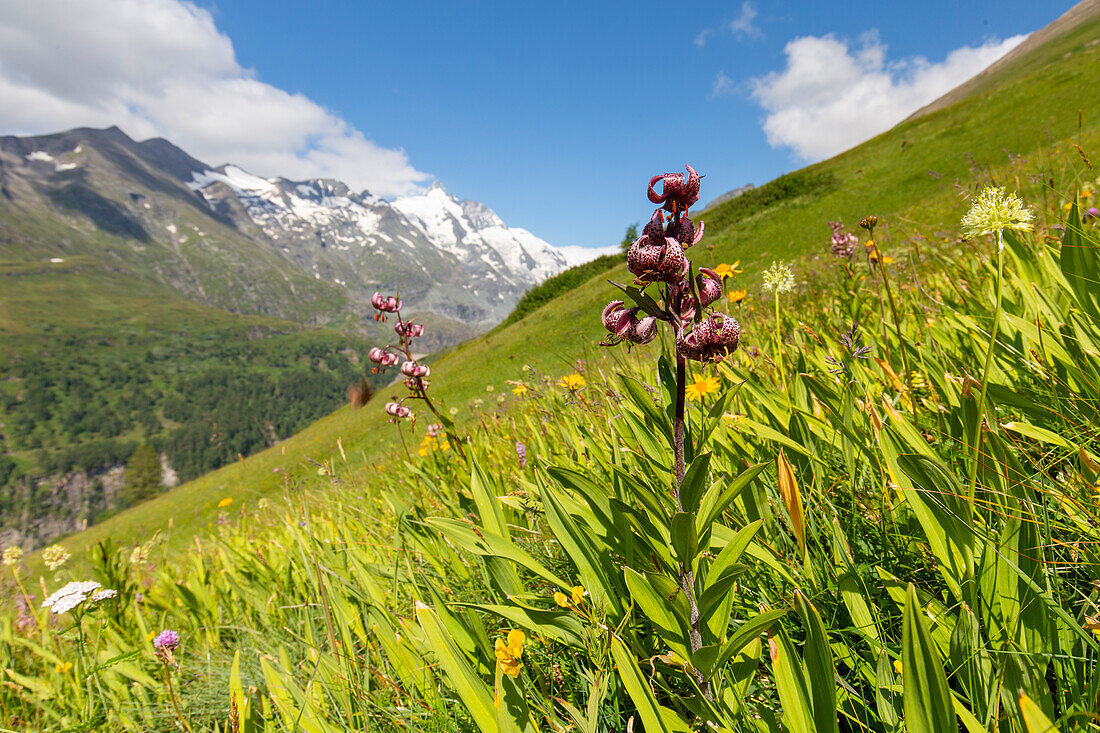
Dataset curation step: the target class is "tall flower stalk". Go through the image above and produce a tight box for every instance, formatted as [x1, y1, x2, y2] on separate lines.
[603, 165, 740, 696]
[364, 293, 466, 461]
[860, 216, 914, 404]
[960, 186, 1034, 498]
[762, 261, 795, 396]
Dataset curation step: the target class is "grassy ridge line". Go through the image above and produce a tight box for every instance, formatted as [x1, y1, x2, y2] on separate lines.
[40, 12, 1100, 565]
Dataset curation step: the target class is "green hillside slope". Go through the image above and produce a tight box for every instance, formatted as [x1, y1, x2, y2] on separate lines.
[42, 3, 1100, 561]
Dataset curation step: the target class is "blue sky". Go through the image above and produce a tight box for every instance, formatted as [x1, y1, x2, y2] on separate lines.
[0, 1, 1070, 251]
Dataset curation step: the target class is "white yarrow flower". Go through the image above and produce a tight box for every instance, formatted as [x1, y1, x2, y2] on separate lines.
[41, 581, 102, 614]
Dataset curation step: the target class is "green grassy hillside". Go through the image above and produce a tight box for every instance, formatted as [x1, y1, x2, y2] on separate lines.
[0, 258, 387, 540]
[6, 6, 1100, 731]
[43, 4, 1100, 565]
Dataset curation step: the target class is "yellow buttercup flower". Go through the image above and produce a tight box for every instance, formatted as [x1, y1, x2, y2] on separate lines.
[559, 374, 586, 391]
[494, 630, 525, 678]
[55, 662, 73, 675]
[217, 497, 233, 508]
[512, 383, 528, 396]
[685, 375, 720, 402]
[726, 288, 747, 303]
[553, 591, 569, 608]
[570, 585, 585, 605]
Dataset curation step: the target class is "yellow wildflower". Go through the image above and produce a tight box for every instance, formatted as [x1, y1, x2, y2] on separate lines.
[512, 383, 528, 396]
[494, 630, 525, 678]
[217, 497, 233, 508]
[893, 659, 903, 676]
[54, 662, 73, 675]
[441, 441, 451, 451]
[571, 585, 585, 605]
[559, 374, 586, 391]
[726, 288, 747, 303]
[553, 591, 569, 607]
[418, 447, 429, 457]
[711, 260, 742, 279]
[685, 375, 720, 402]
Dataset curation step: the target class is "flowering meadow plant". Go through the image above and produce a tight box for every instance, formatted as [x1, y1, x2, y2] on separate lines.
[362, 291, 466, 459]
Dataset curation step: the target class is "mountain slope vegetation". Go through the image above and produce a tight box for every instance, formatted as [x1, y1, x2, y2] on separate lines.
[4, 3, 1100, 731]
[53, 0, 1100, 559]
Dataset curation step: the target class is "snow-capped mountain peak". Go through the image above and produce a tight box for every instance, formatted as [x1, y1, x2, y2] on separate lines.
[187, 165, 567, 329]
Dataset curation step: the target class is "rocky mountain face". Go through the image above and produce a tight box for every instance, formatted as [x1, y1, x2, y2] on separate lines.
[0, 126, 568, 337]
[189, 167, 567, 330]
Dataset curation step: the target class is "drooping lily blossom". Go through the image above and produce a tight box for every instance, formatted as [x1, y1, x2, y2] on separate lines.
[648, 165, 701, 213]
[676, 314, 741, 363]
[395, 321, 424, 338]
[627, 236, 688, 285]
[384, 402, 413, 419]
[601, 301, 657, 346]
[368, 347, 399, 367]
[400, 361, 430, 378]
[371, 292, 402, 312]
[697, 268, 723, 308]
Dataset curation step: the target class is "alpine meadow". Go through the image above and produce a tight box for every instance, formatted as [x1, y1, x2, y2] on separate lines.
[3, 2, 1100, 732]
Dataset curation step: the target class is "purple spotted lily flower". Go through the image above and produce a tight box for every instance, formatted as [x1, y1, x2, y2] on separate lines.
[627, 236, 688, 285]
[697, 268, 723, 308]
[602, 163, 740, 366]
[368, 347, 399, 368]
[601, 301, 657, 346]
[676, 314, 741, 363]
[371, 292, 401, 313]
[395, 321, 424, 338]
[400, 361, 430, 378]
[648, 165, 701, 213]
[385, 402, 413, 419]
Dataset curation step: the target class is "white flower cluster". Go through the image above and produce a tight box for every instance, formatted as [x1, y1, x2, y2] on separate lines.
[762, 261, 796, 294]
[42, 544, 71, 571]
[41, 581, 116, 615]
[2, 545, 23, 567]
[961, 186, 1035, 250]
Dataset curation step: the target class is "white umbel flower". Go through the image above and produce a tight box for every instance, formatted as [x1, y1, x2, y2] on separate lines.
[961, 186, 1034, 251]
[762, 262, 796, 294]
[42, 581, 101, 615]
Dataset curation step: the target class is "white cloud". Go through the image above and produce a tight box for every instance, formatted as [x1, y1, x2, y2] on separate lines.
[0, 0, 428, 197]
[696, 2, 760, 47]
[557, 244, 620, 267]
[729, 2, 761, 40]
[749, 31, 1027, 161]
[711, 71, 736, 98]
